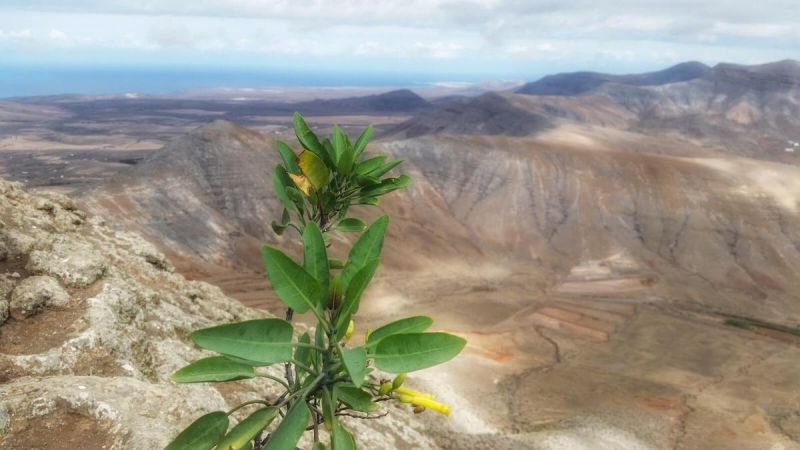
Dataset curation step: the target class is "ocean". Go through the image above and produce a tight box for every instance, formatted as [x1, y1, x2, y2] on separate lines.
[0, 64, 448, 98]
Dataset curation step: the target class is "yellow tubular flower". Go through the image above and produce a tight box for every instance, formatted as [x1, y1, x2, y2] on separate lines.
[409, 397, 451, 416]
[344, 320, 355, 341]
[394, 386, 435, 399]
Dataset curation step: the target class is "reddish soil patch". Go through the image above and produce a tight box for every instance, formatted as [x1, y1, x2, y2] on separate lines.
[0, 408, 114, 450]
[0, 254, 30, 279]
[752, 327, 800, 346]
[71, 348, 126, 377]
[0, 281, 101, 356]
[0, 306, 86, 355]
[640, 396, 682, 411]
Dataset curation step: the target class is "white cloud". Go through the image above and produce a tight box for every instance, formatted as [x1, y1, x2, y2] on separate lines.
[0, 1, 798, 75]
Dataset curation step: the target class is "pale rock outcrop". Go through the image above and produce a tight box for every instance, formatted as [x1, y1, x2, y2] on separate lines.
[27, 237, 108, 287]
[0, 177, 428, 449]
[8, 275, 69, 319]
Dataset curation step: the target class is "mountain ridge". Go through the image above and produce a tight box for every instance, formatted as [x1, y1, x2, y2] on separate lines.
[516, 61, 712, 96]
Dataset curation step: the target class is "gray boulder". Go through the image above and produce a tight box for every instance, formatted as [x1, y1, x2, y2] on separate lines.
[28, 238, 107, 287]
[9, 275, 69, 319]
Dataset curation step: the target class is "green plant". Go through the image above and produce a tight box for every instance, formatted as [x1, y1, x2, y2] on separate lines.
[165, 113, 466, 450]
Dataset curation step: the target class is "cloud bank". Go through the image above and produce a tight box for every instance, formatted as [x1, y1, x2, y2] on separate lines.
[2, 1, 798, 78]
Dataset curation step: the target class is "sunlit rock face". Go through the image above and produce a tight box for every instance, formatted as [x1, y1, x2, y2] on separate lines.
[0, 179, 432, 450]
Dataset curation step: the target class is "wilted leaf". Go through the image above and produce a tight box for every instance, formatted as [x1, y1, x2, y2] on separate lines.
[273, 166, 297, 212]
[288, 172, 313, 196]
[298, 150, 330, 190]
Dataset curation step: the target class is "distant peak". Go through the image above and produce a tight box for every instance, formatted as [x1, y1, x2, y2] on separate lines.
[516, 60, 710, 96]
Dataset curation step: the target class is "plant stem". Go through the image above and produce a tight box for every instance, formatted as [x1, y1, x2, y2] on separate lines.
[257, 373, 291, 390]
[291, 359, 317, 376]
[293, 342, 327, 352]
[226, 399, 271, 416]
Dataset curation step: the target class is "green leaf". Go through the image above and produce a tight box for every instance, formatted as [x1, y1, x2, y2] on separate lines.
[263, 402, 310, 450]
[314, 325, 326, 369]
[303, 222, 329, 296]
[329, 259, 345, 270]
[293, 113, 326, 160]
[312, 443, 326, 450]
[321, 387, 336, 431]
[373, 332, 466, 373]
[332, 126, 354, 174]
[273, 166, 297, 213]
[369, 160, 403, 178]
[322, 139, 337, 170]
[172, 356, 255, 384]
[354, 174, 381, 188]
[261, 246, 322, 313]
[359, 175, 410, 198]
[340, 346, 367, 387]
[353, 125, 373, 157]
[332, 422, 356, 450]
[366, 316, 433, 349]
[285, 186, 307, 210]
[215, 407, 278, 450]
[165, 411, 228, 450]
[294, 332, 312, 382]
[276, 141, 301, 174]
[190, 319, 294, 365]
[336, 260, 379, 338]
[331, 126, 347, 165]
[297, 151, 330, 190]
[355, 156, 386, 176]
[336, 385, 377, 413]
[335, 218, 367, 233]
[341, 216, 388, 293]
[356, 197, 379, 206]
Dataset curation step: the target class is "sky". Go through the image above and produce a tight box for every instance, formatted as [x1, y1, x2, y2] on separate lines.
[1, 1, 799, 96]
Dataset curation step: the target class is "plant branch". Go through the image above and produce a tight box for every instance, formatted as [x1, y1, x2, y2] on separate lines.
[257, 373, 291, 390]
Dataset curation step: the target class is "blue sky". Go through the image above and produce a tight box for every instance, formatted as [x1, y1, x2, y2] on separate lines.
[2, 1, 799, 95]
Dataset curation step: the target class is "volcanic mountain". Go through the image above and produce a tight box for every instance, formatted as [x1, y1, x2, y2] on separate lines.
[516, 61, 712, 96]
[75, 60, 800, 449]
